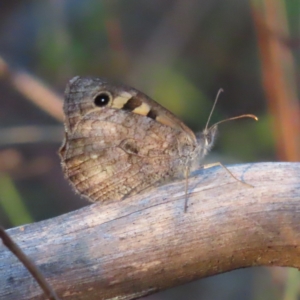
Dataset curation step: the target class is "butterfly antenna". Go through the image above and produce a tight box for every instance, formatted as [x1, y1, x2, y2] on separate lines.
[212, 114, 258, 128]
[205, 88, 224, 131]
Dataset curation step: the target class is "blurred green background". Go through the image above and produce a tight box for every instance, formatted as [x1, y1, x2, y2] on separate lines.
[0, 0, 299, 299]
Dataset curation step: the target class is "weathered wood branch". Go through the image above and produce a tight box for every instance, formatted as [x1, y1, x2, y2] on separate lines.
[1, 162, 300, 300]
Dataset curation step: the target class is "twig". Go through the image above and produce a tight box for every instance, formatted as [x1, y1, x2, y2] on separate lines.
[251, 1, 300, 160]
[0, 227, 59, 300]
[0, 162, 299, 300]
[0, 56, 64, 122]
[0, 125, 63, 146]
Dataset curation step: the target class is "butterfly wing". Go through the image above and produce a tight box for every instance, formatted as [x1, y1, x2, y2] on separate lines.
[60, 77, 198, 203]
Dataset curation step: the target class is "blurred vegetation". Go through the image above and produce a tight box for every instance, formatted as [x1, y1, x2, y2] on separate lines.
[0, 0, 299, 299]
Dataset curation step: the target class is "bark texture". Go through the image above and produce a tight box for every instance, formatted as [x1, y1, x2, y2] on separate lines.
[0, 162, 300, 300]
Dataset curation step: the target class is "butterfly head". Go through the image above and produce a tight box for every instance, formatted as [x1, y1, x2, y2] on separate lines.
[196, 125, 218, 159]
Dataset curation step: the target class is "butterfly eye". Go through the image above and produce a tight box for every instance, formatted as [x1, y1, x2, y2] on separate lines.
[94, 93, 111, 107]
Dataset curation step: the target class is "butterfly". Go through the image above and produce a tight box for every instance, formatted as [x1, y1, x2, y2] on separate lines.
[59, 76, 257, 211]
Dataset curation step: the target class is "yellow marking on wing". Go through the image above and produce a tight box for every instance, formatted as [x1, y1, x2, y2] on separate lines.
[132, 102, 151, 116]
[112, 92, 134, 109]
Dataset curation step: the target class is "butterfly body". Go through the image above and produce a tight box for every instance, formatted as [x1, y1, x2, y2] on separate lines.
[60, 76, 216, 203]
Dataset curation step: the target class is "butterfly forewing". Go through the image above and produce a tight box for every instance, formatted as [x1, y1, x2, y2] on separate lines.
[59, 77, 198, 202]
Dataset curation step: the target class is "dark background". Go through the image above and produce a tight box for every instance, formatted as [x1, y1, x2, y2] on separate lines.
[0, 1, 299, 299]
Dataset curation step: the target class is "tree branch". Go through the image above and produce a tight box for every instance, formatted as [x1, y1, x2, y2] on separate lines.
[1, 162, 300, 300]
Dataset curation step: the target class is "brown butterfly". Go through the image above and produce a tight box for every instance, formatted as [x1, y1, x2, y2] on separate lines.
[59, 76, 257, 211]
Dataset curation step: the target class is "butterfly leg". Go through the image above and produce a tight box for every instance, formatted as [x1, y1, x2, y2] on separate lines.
[183, 166, 190, 213]
[203, 162, 253, 188]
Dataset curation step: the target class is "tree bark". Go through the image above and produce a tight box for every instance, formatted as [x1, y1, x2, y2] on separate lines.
[0, 162, 300, 300]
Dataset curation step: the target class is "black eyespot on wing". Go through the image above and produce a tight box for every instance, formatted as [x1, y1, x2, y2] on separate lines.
[94, 93, 110, 107]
